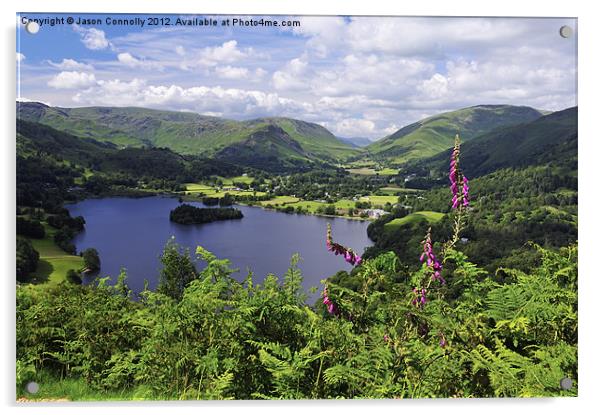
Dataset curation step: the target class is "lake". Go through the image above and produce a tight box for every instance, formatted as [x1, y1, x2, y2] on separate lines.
[67, 196, 372, 301]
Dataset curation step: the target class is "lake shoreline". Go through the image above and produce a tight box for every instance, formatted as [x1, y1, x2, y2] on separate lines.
[177, 192, 376, 222]
[66, 196, 373, 302]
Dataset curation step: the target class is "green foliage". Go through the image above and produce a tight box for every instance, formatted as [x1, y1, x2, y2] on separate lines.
[16, 238, 39, 281]
[66, 269, 83, 285]
[82, 248, 101, 272]
[16, 241, 577, 400]
[53, 227, 77, 255]
[16, 217, 45, 239]
[169, 204, 243, 225]
[156, 238, 199, 301]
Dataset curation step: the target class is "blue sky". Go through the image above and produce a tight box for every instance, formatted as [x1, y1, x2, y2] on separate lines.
[17, 13, 577, 139]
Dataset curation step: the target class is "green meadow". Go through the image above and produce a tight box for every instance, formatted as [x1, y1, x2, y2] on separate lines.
[27, 225, 84, 286]
[383, 211, 445, 232]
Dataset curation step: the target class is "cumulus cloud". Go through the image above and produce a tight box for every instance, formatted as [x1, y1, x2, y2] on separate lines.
[199, 40, 248, 66]
[71, 79, 311, 119]
[73, 24, 110, 50]
[24, 17, 575, 138]
[47, 58, 94, 71]
[117, 52, 162, 70]
[48, 71, 97, 89]
[272, 56, 310, 91]
[17, 53, 25, 62]
[215, 66, 249, 79]
[333, 118, 376, 137]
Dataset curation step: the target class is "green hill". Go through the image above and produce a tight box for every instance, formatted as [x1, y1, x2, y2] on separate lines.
[407, 107, 577, 178]
[366, 105, 544, 163]
[17, 119, 244, 180]
[17, 102, 358, 171]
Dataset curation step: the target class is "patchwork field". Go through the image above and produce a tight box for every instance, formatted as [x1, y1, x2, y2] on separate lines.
[346, 167, 399, 176]
[184, 182, 266, 198]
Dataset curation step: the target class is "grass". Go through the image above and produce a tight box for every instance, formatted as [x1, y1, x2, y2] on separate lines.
[286, 200, 324, 211]
[346, 167, 398, 176]
[184, 183, 214, 193]
[184, 180, 266, 199]
[17, 371, 153, 402]
[259, 196, 300, 206]
[360, 195, 399, 206]
[27, 225, 84, 286]
[383, 211, 445, 232]
[378, 186, 421, 195]
[216, 175, 254, 185]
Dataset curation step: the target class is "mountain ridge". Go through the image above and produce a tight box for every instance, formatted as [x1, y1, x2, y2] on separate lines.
[403, 106, 577, 179]
[16, 102, 358, 171]
[367, 104, 546, 163]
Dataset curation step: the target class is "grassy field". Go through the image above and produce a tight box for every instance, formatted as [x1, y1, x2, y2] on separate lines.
[216, 175, 254, 185]
[378, 186, 421, 195]
[184, 181, 266, 198]
[184, 183, 214, 193]
[27, 226, 84, 286]
[258, 196, 300, 206]
[346, 167, 398, 176]
[360, 195, 399, 206]
[383, 211, 445, 232]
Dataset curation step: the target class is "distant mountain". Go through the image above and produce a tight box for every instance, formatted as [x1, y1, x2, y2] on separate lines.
[338, 136, 375, 148]
[367, 105, 545, 163]
[16, 119, 244, 179]
[17, 102, 359, 172]
[406, 107, 577, 178]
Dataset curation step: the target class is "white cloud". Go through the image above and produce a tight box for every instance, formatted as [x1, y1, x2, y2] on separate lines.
[419, 73, 449, 99]
[215, 66, 249, 80]
[199, 40, 248, 66]
[17, 53, 25, 62]
[272, 56, 310, 91]
[117, 52, 162, 70]
[24, 17, 575, 138]
[254, 68, 268, 79]
[48, 71, 97, 89]
[17, 97, 52, 106]
[48, 58, 94, 71]
[71, 79, 311, 118]
[73, 24, 110, 50]
[333, 118, 376, 136]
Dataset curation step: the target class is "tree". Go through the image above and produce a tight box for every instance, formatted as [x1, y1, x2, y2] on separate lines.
[157, 238, 198, 301]
[66, 269, 82, 284]
[16, 238, 39, 281]
[82, 248, 101, 271]
[16, 217, 45, 239]
[324, 205, 336, 215]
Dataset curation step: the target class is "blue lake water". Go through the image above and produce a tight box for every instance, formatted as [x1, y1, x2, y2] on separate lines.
[67, 196, 372, 301]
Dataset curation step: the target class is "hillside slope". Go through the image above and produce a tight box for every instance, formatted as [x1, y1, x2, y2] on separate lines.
[16, 119, 243, 179]
[367, 105, 544, 163]
[17, 102, 358, 170]
[407, 106, 577, 179]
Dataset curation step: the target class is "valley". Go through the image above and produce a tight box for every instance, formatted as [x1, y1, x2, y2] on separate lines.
[16, 100, 578, 400]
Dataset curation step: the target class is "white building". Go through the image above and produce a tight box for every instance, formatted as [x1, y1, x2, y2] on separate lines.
[364, 209, 387, 219]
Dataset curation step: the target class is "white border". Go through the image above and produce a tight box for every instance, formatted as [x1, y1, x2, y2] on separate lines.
[2, 1, 600, 414]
